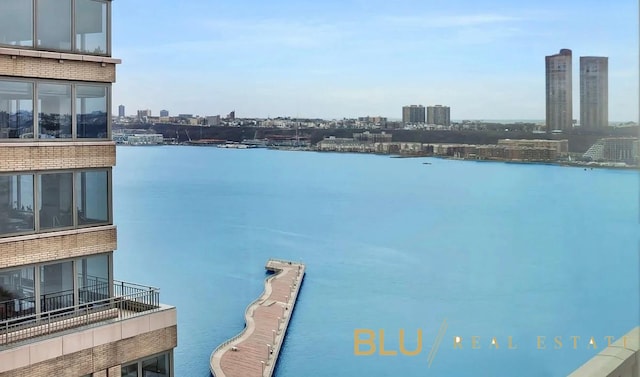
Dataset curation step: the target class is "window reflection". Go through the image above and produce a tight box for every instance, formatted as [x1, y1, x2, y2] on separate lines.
[38, 173, 73, 230]
[0, 0, 33, 47]
[40, 261, 74, 312]
[75, 0, 107, 55]
[0, 81, 34, 139]
[77, 85, 108, 138]
[77, 171, 109, 225]
[0, 266, 35, 321]
[38, 83, 72, 139]
[78, 254, 109, 304]
[0, 174, 34, 235]
[36, 0, 72, 51]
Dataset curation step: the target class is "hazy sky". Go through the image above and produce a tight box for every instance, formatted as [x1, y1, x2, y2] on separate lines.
[112, 0, 638, 121]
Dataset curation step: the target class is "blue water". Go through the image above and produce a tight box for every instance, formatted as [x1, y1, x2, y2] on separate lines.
[112, 146, 639, 377]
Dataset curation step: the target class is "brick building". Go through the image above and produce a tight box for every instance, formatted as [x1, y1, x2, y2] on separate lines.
[0, 1, 177, 376]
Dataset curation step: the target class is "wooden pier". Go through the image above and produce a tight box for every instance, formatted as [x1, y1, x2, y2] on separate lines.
[210, 259, 306, 377]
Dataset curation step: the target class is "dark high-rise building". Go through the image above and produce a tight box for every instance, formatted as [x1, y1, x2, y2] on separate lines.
[580, 57, 608, 129]
[160, 109, 169, 117]
[118, 104, 125, 117]
[545, 49, 573, 132]
[427, 105, 451, 127]
[402, 105, 425, 124]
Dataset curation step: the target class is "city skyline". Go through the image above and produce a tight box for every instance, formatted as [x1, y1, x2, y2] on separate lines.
[112, 0, 638, 121]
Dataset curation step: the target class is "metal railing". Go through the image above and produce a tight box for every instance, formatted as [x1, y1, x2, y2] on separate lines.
[0, 280, 160, 347]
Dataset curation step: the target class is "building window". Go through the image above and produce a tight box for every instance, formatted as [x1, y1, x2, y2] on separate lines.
[75, 0, 107, 55]
[40, 261, 74, 312]
[76, 170, 109, 226]
[0, 174, 35, 236]
[122, 352, 172, 377]
[1, 169, 110, 237]
[38, 172, 74, 230]
[76, 85, 107, 138]
[0, 80, 34, 139]
[36, 0, 72, 51]
[0, 266, 35, 321]
[77, 254, 109, 304]
[0, 0, 110, 55]
[0, 0, 33, 47]
[0, 78, 109, 140]
[38, 83, 72, 139]
[0, 253, 111, 321]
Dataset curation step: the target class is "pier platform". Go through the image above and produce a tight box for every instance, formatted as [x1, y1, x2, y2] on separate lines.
[210, 259, 306, 377]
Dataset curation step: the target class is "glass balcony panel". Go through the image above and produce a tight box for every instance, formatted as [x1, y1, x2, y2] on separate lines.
[36, 0, 72, 51]
[0, 80, 34, 139]
[38, 173, 73, 230]
[38, 83, 72, 139]
[0, 0, 34, 47]
[0, 266, 35, 321]
[77, 254, 109, 304]
[75, 0, 108, 55]
[0, 174, 35, 236]
[76, 85, 108, 138]
[40, 261, 74, 313]
[76, 170, 109, 225]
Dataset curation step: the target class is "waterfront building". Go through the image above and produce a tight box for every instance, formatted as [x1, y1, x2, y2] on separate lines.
[580, 57, 608, 129]
[160, 109, 169, 117]
[583, 137, 639, 164]
[137, 109, 151, 121]
[0, 1, 177, 376]
[546, 49, 573, 132]
[353, 131, 392, 143]
[402, 105, 425, 124]
[497, 139, 569, 157]
[118, 104, 125, 118]
[427, 105, 451, 127]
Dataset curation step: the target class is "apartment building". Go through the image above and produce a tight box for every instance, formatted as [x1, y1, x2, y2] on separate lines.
[545, 49, 573, 132]
[402, 105, 425, 124]
[0, 1, 177, 376]
[426, 105, 450, 127]
[580, 57, 608, 129]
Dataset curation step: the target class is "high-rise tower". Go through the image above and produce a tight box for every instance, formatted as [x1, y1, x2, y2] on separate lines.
[545, 49, 573, 132]
[580, 56, 608, 129]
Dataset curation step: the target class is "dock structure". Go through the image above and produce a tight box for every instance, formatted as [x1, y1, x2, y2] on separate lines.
[210, 259, 306, 377]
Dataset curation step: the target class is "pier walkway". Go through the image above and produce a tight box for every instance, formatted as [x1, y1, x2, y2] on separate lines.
[210, 259, 306, 377]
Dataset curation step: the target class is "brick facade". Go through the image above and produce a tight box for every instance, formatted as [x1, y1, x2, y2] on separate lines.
[0, 226, 117, 268]
[0, 55, 116, 83]
[0, 326, 177, 377]
[0, 143, 116, 173]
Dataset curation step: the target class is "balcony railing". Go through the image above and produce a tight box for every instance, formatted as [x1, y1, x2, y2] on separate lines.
[0, 280, 160, 347]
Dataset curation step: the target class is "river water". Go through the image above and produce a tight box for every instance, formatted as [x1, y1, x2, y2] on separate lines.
[112, 146, 639, 377]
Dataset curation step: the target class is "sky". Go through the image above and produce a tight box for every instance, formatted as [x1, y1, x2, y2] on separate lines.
[112, 0, 638, 121]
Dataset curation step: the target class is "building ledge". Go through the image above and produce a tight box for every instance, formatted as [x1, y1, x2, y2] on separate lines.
[0, 140, 116, 147]
[0, 224, 115, 245]
[0, 47, 121, 65]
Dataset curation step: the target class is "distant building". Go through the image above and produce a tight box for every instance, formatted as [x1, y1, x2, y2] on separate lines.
[583, 137, 639, 164]
[546, 49, 573, 132]
[228, 111, 235, 120]
[178, 114, 193, 118]
[402, 105, 425, 124]
[427, 105, 450, 127]
[580, 57, 608, 129]
[118, 104, 125, 117]
[137, 109, 151, 121]
[353, 131, 392, 143]
[207, 115, 221, 126]
[497, 139, 569, 157]
[160, 109, 169, 117]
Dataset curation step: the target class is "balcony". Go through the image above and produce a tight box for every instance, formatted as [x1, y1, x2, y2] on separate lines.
[0, 279, 164, 348]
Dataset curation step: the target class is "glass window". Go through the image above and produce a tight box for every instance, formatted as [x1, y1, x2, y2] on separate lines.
[38, 173, 73, 230]
[0, 81, 34, 139]
[142, 353, 169, 376]
[0, 266, 35, 321]
[36, 0, 72, 51]
[75, 0, 107, 55]
[76, 170, 109, 225]
[78, 254, 109, 304]
[76, 85, 108, 138]
[38, 83, 72, 139]
[122, 364, 138, 377]
[0, 174, 34, 236]
[40, 261, 74, 312]
[0, 0, 33, 47]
